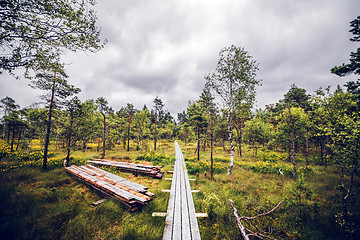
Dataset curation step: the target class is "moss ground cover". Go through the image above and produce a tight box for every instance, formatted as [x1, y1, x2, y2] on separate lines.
[0, 139, 358, 239]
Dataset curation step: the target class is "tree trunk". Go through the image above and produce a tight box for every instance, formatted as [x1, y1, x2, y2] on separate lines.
[6, 126, 10, 142]
[237, 118, 243, 157]
[101, 113, 106, 159]
[43, 73, 56, 171]
[289, 108, 296, 179]
[185, 130, 187, 146]
[210, 113, 214, 179]
[203, 131, 207, 152]
[320, 137, 324, 165]
[274, 124, 278, 152]
[65, 114, 73, 166]
[10, 131, 15, 152]
[82, 137, 88, 152]
[127, 113, 130, 151]
[222, 137, 225, 151]
[154, 112, 157, 150]
[27, 138, 31, 156]
[253, 139, 256, 157]
[197, 128, 200, 161]
[184, 128, 187, 146]
[16, 130, 22, 151]
[305, 129, 309, 168]
[137, 131, 140, 149]
[340, 159, 350, 239]
[227, 110, 234, 175]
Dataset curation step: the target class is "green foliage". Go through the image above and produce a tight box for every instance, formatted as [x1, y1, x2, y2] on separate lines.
[202, 192, 222, 220]
[186, 160, 226, 175]
[135, 151, 174, 166]
[244, 118, 273, 153]
[205, 45, 260, 108]
[0, 140, 358, 239]
[1, 0, 105, 74]
[284, 84, 311, 110]
[235, 158, 314, 177]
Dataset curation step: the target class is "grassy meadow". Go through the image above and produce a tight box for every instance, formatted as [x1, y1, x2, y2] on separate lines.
[0, 139, 359, 239]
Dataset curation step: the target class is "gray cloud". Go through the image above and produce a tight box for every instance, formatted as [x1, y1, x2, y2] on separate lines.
[1, 0, 359, 116]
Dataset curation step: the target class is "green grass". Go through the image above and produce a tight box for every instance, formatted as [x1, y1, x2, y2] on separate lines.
[0, 139, 359, 239]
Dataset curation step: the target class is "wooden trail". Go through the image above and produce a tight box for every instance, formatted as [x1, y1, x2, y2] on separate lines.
[163, 141, 201, 240]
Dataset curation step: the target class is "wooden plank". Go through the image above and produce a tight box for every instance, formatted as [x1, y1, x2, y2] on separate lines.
[178, 141, 201, 240]
[70, 166, 144, 202]
[87, 159, 164, 178]
[91, 199, 106, 206]
[92, 159, 163, 169]
[152, 212, 167, 217]
[182, 159, 201, 239]
[196, 213, 208, 218]
[181, 159, 192, 239]
[163, 152, 178, 240]
[66, 165, 151, 206]
[79, 166, 152, 201]
[153, 212, 208, 218]
[172, 153, 182, 239]
[85, 164, 148, 192]
[162, 189, 199, 193]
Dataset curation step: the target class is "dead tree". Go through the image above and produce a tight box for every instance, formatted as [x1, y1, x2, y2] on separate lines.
[229, 199, 284, 239]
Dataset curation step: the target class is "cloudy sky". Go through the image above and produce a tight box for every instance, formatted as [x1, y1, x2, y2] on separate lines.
[1, 0, 359, 116]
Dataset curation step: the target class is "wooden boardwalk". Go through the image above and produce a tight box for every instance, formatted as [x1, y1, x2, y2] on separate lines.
[163, 141, 201, 240]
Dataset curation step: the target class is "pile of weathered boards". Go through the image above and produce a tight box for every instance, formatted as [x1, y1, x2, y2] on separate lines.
[65, 164, 154, 211]
[87, 159, 164, 179]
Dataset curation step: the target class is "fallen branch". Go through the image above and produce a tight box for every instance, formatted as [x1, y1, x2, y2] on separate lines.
[229, 199, 250, 240]
[241, 200, 284, 221]
[229, 199, 284, 239]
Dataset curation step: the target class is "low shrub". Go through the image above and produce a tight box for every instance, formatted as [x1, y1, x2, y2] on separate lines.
[136, 152, 173, 166]
[186, 160, 226, 175]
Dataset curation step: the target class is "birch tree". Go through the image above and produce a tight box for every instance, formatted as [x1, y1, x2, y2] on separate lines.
[205, 45, 260, 175]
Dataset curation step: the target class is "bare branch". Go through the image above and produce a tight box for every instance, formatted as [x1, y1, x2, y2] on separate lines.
[241, 200, 284, 221]
[230, 199, 283, 240]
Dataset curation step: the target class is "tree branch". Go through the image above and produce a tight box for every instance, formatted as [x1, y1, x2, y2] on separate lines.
[230, 199, 283, 240]
[241, 200, 284, 221]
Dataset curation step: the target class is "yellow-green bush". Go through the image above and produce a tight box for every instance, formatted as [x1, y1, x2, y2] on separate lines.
[186, 160, 226, 174]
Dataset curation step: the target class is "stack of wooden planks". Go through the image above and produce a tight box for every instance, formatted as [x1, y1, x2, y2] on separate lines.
[87, 159, 164, 179]
[65, 164, 154, 211]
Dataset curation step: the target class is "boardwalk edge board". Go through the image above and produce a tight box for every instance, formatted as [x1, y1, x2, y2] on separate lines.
[165, 178, 196, 181]
[161, 189, 200, 193]
[152, 212, 208, 218]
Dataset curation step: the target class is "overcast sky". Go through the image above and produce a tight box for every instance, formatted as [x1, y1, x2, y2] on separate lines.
[1, 0, 359, 116]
